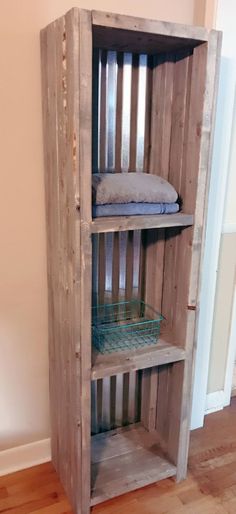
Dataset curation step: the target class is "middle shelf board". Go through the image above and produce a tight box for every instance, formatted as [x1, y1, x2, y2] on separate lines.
[92, 336, 186, 380]
[91, 422, 177, 506]
[90, 212, 194, 234]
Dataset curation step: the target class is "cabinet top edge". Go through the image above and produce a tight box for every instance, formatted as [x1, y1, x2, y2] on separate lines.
[40, 8, 222, 43]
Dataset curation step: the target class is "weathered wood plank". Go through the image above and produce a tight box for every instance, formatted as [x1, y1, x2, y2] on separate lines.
[174, 30, 222, 482]
[92, 10, 209, 41]
[76, 11, 92, 513]
[92, 337, 186, 380]
[99, 49, 107, 171]
[141, 367, 158, 431]
[129, 54, 139, 171]
[90, 213, 194, 234]
[115, 52, 124, 172]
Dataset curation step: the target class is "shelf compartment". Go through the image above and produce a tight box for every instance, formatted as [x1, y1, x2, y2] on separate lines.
[90, 212, 194, 234]
[92, 333, 185, 380]
[91, 422, 176, 506]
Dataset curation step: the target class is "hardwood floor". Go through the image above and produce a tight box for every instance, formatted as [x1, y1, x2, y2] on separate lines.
[1, 398, 236, 514]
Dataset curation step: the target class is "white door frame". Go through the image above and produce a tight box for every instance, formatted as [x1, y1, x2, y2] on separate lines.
[191, 0, 236, 429]
[223, 283, 236, 406]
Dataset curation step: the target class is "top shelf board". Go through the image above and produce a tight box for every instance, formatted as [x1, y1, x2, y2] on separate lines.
[90, 212, 194, 234]
[92, 10, 210, 55]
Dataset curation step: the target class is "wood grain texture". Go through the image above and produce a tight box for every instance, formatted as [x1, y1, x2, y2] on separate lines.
[92, 336, 185, 380]
[92, 10, 209, 41]
[174, 30, 222, 482]
[90, 213, 194, 233]
[91, 423, 176, 506]
[41, 8, 92, 514]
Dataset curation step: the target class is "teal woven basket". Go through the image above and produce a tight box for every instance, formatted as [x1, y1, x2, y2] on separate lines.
[92, 300, 163, 354]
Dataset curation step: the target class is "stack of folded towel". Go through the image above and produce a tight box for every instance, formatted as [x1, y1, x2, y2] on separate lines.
[92, 172, 179, 217]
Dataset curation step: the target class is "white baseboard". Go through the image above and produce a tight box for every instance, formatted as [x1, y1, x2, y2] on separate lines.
[205, 390, 225, 414]
[0, 438, 51, 477]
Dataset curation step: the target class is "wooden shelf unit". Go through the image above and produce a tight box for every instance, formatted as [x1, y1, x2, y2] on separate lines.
[41, 8, 221, 514]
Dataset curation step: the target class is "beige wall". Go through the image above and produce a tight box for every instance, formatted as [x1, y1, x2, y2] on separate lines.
[0, 0, 197, 452]
[208, 233, 236, 393]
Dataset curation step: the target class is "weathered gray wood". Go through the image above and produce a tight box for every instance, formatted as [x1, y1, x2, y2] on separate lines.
[92, 10, 209, 39]
[90, 213, 194, 234]
[129, 54, 139, 170]
[77, 9, 93, 511]
[41, 8, 92, 514]
[91, 423, 176, 506]
[174, 30, 222, 482]
[115, 52, 124, 172]
[141, 367, 158, 431]
[92, 337, 186, 380]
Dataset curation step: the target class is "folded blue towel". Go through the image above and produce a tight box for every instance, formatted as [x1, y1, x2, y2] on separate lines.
[92, 202, 179, 217]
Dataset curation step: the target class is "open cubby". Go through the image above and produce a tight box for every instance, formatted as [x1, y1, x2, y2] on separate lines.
[41, 8, 221, 514]
[91, 362, 182, 505]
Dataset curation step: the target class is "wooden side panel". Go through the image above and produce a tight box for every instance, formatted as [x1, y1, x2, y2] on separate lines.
[158, 34, 222, 478]
[41, 8, 92, 514]
[174, 31, 222, 481]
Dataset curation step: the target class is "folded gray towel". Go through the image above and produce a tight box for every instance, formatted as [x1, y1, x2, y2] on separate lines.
[93, 202, 179, 217]
[92, 172, 178, 205]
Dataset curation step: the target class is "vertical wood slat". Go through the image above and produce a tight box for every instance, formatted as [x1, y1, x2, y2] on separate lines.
[168, 51, 191, 195]
[141, 367, 158, 431]
[92, 48, 100, 173]
[156, 364, 171, 443]
[115, 52, 124, 172]
[143, 55, 153, 172]
[41, 8, 92, 514]
[149, 54, 174, 178]
[100, 50, 107, 171]
[98, 234, 106, 304]
[129, 54, 139, 171]
[56, 16, 70, 491]
[76, 9, 92, 513]
[112, 233, 120, 303]
[66, 12, 83, 506]
[41, 21, 60, 473]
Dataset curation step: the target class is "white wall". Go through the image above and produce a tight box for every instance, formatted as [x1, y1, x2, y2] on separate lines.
[218, 0, 236, 229]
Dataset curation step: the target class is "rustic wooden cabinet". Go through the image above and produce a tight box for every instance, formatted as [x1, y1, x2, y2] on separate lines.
[41, 8, 221, 514]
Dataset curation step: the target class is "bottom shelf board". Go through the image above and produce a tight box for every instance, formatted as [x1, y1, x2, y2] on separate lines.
[91, 423, 176, 506]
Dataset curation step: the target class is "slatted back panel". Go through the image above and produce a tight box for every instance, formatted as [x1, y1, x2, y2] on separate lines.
[91, 46, 203, 436]
[91, 50, 149, 433]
